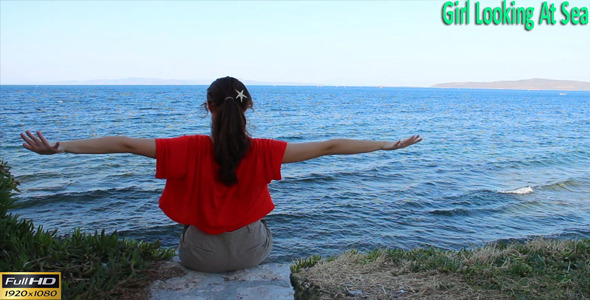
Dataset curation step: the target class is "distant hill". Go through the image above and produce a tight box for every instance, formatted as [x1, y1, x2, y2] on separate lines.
[432, 78, 590, 91]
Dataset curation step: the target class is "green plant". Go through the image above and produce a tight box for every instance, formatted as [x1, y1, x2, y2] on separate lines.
[0, 161, 175, 299]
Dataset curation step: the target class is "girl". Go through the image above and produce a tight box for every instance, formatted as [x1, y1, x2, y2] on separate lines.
[21, 76, 422, 272]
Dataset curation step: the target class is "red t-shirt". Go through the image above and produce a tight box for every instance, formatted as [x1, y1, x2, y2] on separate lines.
[155, 135, 287, 234]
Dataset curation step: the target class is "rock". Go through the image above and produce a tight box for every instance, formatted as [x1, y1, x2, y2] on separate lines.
[149, 257, 294, 300]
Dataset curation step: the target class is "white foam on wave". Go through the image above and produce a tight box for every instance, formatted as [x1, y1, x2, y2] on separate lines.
[500, 186, 534, 195]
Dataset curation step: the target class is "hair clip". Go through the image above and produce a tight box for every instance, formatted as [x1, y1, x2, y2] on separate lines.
[235, 89, 247, 102]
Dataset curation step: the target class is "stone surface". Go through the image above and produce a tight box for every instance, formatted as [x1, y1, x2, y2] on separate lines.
[149, 258, 294, 300]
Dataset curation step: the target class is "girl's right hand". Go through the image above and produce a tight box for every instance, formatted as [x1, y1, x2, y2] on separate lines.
[21, 131, 63, 155]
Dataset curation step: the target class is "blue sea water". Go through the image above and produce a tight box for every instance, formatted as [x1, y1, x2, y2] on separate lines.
[1, 85, 589, 263]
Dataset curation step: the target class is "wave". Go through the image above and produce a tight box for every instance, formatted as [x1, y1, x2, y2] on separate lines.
[537, 177, 589, 192]
[429, 208, 473, 216]
[15, 186, 161, 208]
[281, 172, 338, 184]
[495, 177, 590, 196]
[281, 162, 396, 184]
[274, 135, 306, 141]
[495, 176, 589, 195]
[499, 186, 534, 195]
[476, 149, 589, 171]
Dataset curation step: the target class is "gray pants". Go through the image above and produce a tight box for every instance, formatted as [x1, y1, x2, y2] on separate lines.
[178, 219, 273, 272]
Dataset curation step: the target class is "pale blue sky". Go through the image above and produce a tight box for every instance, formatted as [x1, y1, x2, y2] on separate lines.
[1, 0, 589, 86]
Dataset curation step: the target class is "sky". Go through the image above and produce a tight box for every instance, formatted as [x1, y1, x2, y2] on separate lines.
[1, 0, 589, 86]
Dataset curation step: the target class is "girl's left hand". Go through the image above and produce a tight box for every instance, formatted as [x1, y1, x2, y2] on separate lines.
[383, 135, 422, 150]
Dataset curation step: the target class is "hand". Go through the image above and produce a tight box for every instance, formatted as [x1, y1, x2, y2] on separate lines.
[21, 131, 63, 155]
[383, 135, 422, 150]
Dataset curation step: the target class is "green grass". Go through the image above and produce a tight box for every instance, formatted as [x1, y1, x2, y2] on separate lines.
[0, 161, 175, 299]
[291, 237, 590, 299]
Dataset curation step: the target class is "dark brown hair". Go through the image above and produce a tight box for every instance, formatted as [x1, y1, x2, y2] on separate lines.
[206, 77, 253, 186]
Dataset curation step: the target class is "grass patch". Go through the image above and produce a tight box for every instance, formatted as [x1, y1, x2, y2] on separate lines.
[291, 239, 590, 299]
[0, 161, 176, 299]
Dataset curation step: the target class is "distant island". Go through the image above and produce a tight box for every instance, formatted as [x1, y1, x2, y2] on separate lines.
[432, 78, 590, 91]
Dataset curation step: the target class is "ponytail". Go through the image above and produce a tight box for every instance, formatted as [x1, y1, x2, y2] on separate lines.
[206, 77, 253, 186]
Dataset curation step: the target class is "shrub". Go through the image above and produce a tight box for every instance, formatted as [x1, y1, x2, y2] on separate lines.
[0, 161, 175, 299]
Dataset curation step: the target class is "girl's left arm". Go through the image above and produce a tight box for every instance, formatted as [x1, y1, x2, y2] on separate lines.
[21, 131, 156, 158]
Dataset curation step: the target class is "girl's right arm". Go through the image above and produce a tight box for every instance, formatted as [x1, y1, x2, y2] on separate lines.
[21, 131, 156, 158]
[282, 135, 422, 163]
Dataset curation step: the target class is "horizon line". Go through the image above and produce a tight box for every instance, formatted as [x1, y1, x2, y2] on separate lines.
[2, 78, 589, 91]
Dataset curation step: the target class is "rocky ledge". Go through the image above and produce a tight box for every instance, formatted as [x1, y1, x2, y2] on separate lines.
[148, 258, 294, 300]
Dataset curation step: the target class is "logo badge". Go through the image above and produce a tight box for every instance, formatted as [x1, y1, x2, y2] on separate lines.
[0, 273, 61, 300]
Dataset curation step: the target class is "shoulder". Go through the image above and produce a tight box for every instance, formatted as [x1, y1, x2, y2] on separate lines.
[251, 138, 287, 148]
[157, 134, 210, 142]
[250, 138, 288, 157]
[155, 134, 211, 149]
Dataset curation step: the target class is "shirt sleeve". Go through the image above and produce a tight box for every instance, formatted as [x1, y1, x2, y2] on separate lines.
[260, 139, 287, 182]
[155, 135, 192, 179]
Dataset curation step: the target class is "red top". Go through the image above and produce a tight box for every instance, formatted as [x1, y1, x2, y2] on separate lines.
[155, 135, 287, 234]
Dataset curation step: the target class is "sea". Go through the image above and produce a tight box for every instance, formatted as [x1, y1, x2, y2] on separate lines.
[1, 85, 589, 263]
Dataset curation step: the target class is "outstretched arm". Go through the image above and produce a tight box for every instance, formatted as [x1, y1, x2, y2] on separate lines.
[21, 131, 156, 158]
[282, 135, 422, 163]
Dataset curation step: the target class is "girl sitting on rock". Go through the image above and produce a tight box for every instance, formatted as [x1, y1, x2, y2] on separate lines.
[21, 76, 422, 272]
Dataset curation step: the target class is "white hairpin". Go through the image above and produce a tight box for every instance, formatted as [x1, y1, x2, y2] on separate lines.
[235, 89, 247, 102]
